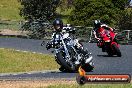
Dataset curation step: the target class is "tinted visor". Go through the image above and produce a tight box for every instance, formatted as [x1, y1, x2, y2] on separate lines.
[54, 24, 61, 30]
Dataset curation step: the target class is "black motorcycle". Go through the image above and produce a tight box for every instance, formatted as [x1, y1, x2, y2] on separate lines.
[42, 31, 94, 72]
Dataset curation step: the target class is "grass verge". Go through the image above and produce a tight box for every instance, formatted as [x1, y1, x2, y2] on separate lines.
[0, 0, 22, 20]
[0, 81, 131, 88]
[0, 48, 59, 73]
[47, 84, 132, 88]
[0, 21, 21, 30]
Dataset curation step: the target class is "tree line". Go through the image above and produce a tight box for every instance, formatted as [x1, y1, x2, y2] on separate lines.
[18, 0, 132, 37]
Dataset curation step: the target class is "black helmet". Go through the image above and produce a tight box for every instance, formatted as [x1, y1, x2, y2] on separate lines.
[94, 20, 101, 28]
[53, 18, 63, 32]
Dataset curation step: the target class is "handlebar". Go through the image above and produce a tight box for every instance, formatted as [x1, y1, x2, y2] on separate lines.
[41, 41, 45, 46]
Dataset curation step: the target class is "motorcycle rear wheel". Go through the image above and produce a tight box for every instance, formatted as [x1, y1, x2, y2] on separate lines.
[81, 63, 94, 72]
[76, 75, 87, 85]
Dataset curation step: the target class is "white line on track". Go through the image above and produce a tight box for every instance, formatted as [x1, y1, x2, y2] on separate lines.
[0, 70, 59, 76]
[0, 48, 44, 55]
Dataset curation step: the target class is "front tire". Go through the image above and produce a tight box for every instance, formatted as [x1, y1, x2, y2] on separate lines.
[112, 44, 122, 57]
[56, 51, 76, 72]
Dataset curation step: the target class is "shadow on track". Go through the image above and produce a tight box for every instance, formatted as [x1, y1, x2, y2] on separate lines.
[97, 55, 120, 57]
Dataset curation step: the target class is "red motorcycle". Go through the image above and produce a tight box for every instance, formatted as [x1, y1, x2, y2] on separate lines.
[97, 28, 122, 57]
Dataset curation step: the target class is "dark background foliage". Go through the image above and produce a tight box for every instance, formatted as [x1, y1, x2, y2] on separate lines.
[18, 0, 132, 39]
[68, 0, 129, 27]
[18, 0, 60, 20]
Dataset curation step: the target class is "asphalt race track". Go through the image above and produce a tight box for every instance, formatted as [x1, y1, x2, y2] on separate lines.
[0, 37, 132, 80]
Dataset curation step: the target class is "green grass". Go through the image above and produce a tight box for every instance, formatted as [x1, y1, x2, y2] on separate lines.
[0, 0, 72, 30]
[0, 0, 72, 22]
[47, 84, 132, 88]
[0, 20, 21, 30]
[0, 48, 59, 73]
[0, 0, 22, 30]
[0, 0, 22, 20]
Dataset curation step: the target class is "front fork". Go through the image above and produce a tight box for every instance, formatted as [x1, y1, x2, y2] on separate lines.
[55, 42, 74, 68]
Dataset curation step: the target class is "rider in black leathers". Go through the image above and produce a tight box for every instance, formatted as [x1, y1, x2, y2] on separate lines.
[46, 18, 88, 55]
[46, 18, 90, 71]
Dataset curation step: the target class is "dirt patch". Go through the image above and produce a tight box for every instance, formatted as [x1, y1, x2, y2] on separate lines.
[0, 80, 131, 88]
[0, 80, 76, 88]
[0, 29, 28, 36]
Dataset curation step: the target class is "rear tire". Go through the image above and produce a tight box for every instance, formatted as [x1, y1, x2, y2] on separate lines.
[76, 75, 86, 85]
[81, 64, 94, 72]
[112, 44, 122, 57]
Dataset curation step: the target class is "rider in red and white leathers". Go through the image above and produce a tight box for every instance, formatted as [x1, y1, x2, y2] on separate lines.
[93, 20, 116, 52]
[93, 20, 115, 42]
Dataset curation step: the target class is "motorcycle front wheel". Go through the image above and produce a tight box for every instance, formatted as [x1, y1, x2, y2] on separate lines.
[112, 44, 122, 57]
[56, 51, 76, 72]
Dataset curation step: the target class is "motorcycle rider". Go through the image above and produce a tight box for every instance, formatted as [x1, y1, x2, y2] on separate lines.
[93, 20, 115, 51]
[46, 18, 92, 71]
[46, 18, 89, 54]
[93, 20, 114, 41]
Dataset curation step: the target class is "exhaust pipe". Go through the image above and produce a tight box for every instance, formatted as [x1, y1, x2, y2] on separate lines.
[85, 56, 93, 64]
